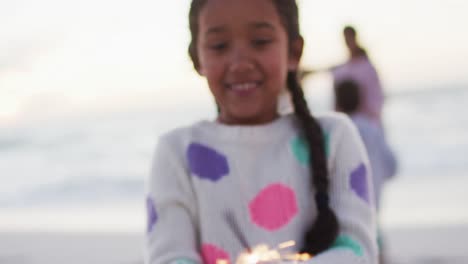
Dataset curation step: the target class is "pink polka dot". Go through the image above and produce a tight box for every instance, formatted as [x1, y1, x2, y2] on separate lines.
[249, 183, 298, 231]
[201, 244, 230, 264]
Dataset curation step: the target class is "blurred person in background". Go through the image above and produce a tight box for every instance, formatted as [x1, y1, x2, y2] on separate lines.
[303, 25, 385, 127]
[330, 25, 385, 127]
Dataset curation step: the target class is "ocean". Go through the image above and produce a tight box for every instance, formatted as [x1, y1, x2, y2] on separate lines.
[1, 85, 467, 232]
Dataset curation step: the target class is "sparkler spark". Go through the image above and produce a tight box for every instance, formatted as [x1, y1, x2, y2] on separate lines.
[223, 211, 312, 263]
[278, 240, 296, 249]
[235, 242, 312, 263]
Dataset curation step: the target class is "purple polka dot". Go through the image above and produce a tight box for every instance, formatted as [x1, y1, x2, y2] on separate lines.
[350, 163, 369, 203]
[146, 196, 158, 233]
[187, 143, 229, 182]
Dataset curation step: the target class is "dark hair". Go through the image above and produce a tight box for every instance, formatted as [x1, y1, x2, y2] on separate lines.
[335, 80, 360, 114]
[188, 0, 338, 255]
[343, 25, 368, 58]
[343, 25, 357, 37]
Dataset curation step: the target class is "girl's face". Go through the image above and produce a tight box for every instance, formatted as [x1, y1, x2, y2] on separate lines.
[196, 0, 302, 125]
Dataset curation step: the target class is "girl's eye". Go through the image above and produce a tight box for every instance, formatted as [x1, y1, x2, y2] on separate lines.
[209, 42, 228, 51]
[253, 39, 272, 47]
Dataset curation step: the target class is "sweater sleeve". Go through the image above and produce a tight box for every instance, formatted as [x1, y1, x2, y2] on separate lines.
[145, 135, 202, 264]
[304, 116, 379, 264]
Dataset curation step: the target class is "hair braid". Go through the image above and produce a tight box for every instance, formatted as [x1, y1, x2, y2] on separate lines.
[287, 72, 339, 254]
[188, 0, 339, 255]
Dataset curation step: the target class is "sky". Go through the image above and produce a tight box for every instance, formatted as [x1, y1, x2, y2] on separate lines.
[1, 0, 467, 123]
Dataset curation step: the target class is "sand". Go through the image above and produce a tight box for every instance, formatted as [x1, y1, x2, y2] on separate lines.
[1, 225, 467, 264]
[383, 225, 468, 264]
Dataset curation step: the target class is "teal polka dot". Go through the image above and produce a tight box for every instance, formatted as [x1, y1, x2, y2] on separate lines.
[290, 133, 330, 165]
[291, 136, 310, 165]
[377, 232, 384, 250]
[331, 235, 363, 256]
[324, 133, 330, 157]
[173, 258, 197, 264]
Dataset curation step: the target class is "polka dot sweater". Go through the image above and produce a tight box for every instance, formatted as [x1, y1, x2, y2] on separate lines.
[146, 113, 378, 264]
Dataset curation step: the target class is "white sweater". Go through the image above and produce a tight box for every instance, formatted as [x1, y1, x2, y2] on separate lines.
[146, 113, 378, 264]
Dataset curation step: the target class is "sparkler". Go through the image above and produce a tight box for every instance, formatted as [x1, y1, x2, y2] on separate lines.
[224, 211, 252, 252]
[223, 211, 312, 264]
[235, 241, 312, 263]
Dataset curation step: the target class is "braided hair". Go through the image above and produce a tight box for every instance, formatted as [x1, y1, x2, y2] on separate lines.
[188, 0, 338, 255]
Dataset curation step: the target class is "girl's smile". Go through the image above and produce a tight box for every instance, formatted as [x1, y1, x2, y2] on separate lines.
[226, 80, 262, 96]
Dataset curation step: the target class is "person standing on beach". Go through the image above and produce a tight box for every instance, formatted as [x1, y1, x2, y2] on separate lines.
[335, 80, 397, 263]
[301, 26, 386, 127]
[145, 1, 378, 263]
[330, 26, 385, 126]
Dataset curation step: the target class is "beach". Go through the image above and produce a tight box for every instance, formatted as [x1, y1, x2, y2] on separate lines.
[384, 225, 468, 264]
[1, 225, 467, 264]
[1, 88, 467, 264]
[0, 231, 144, 264]
[1, 0, 468, 262]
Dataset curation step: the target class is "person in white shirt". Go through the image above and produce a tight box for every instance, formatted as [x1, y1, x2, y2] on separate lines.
[145, 1, 378, 263]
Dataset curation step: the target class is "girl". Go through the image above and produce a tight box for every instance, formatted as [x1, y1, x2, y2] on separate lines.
[146, 0, 378, 263]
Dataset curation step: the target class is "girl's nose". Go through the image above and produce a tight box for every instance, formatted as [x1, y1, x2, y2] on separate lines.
[228, 46, 255, 74]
